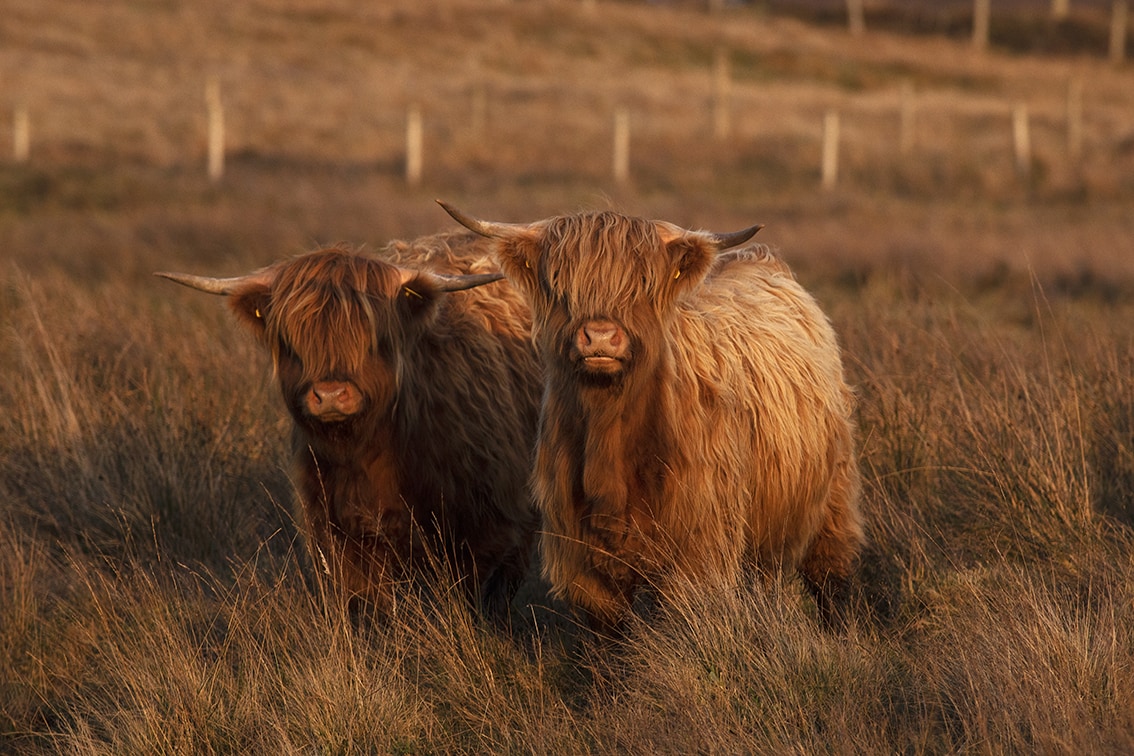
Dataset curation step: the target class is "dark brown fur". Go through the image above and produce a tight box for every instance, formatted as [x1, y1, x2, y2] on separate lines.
[219, 233, 541, 613]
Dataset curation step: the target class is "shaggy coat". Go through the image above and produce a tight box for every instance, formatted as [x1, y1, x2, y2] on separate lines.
[159, 233, 541, 613]
[442, 205, 865, 628]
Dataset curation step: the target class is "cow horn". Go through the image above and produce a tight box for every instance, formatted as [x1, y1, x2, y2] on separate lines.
[154, 269, 273, 296]
[429, 271, 506, 292]
[436, 200, 529, 238]
[705, 224, 764, 251]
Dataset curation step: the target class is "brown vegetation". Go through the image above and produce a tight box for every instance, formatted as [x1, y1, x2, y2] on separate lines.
[2, 1, 1133, 752]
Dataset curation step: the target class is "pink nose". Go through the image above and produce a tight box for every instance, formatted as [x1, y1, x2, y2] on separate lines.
[575, 320, 628, 360]
[306, 381, 362, 418]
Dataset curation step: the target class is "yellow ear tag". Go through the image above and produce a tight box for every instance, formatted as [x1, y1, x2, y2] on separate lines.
[404, 287, 423, 300]
[673, 269, 682, 280]
[254, 308, 262, 319]
[525, 260, 531, 269]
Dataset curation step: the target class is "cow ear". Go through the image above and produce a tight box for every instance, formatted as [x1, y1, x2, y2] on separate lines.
[228, 283, 273, 341]
[492, 236, 540, 296]
[434, 201, 540, 297]
[398, 276, 442, 323]
[665, 236, 717, 292]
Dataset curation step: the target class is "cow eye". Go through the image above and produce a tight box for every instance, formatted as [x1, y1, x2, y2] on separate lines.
[277, 338, 297, 360]
[371, 337, 393, 359]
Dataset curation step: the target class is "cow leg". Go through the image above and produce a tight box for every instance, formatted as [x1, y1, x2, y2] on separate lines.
[798, 465, 864, 630]
[565, 572, 633, 637]
[477, 546, 530, 625]
[799, 567, 852, 630]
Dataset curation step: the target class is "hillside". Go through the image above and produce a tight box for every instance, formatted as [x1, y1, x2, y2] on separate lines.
[1, 0, 1132, 284]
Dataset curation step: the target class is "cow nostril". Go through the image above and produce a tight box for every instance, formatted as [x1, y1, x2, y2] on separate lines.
[312, 384, 348, 404]
[577, 320, 627, 358]
[583, 324, 617, 342]
[307, 382, 360, 419]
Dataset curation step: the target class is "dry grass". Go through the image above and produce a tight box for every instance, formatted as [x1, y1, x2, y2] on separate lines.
[3, 1, 1134, 753]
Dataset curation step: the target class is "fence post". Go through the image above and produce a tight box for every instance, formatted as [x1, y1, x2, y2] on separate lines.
[973, 0, 991, 51]
[1066, 77, 1083, 163]
[205, 79, 224, 182]
[1111, 1, 1128, 65]
[822, 109, 840, 190]
[1052, 0, 1070, 20]
[613, 107, 630, 184]
[847, 0, 866, 36]
[1012, 103, 1031, 179]
[406, 104, 423, 187]
[13, 104, 29, 163]
[899, 81, 916, 156]
[712, 49, 731, 141]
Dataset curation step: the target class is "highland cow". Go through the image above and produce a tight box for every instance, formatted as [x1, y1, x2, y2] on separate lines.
[157, 233, 541, 614]
[440, 202, 865, 629]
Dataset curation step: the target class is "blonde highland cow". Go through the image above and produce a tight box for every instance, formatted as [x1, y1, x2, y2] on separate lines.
[441, 202, 865, 630]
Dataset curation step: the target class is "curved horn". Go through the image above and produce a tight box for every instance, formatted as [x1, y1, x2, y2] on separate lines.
[395, 266, 505, 293]
[428, 271, 505, 292]
[154, 271, 242, 295]
[436, 199, 529, 239]
[154, 268, 274, 296]
[706, 223, 764, 251]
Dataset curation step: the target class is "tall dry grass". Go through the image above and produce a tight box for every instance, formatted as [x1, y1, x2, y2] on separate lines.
[3, 162, 1132, 754]
[4, 1, 1134, 753]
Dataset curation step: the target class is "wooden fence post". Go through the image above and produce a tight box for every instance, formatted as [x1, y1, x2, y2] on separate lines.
[973, 0, 991, 51]
[613, 107, 630, 184]
[847, 0, 866, 36]
[1012, 103, 1031, 178]
[1066, 77, 1083, 163]
[406, 104, 423, 187]
[712, 49, 731, 141]
[1111, 1, 1129, 65]
[822, 109, 840, 190]
[205, 79, 224, 182]
[13, 105, 29, 163]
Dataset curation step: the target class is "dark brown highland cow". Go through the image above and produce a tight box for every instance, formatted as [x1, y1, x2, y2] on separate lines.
[441, 202, 865, 630]
[158, 233, 541, 614]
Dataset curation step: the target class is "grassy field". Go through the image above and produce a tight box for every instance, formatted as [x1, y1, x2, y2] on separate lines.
[3, 1, 1134, 752]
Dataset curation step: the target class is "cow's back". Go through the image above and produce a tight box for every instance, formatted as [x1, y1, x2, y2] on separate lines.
[667, 245, 857, 574]
[381, 231, 541, 581]
[384, 231, 532, 343]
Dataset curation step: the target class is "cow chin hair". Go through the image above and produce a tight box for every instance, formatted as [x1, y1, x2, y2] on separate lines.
[308, 412, 363, 436]
[297, 412, 371, 454]
[574, 365, 626, 391]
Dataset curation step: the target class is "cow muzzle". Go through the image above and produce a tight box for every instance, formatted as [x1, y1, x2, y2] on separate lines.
[574, 319, 629, 376]
[305, 381, 363, 421]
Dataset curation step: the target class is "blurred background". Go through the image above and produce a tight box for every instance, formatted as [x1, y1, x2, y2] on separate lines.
[1, 0, 1131, 285]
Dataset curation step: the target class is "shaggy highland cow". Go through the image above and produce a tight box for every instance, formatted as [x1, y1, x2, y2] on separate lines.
[441, 202, 865, 629]
[157, 233, 541, 614]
